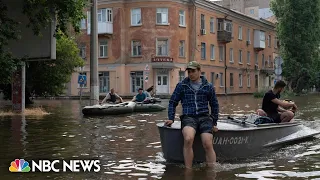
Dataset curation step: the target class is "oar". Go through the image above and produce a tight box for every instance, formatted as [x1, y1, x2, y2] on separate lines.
[227, 116, 257, 126]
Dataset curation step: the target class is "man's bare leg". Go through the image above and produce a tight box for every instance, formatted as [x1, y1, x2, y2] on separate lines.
[182, 126, 196, 168]
[280, 111, 295, 122]
[200, 133, 216, 167]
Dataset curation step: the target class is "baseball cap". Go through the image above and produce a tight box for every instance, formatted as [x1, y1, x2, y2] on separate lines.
[186, 61, 201, 70]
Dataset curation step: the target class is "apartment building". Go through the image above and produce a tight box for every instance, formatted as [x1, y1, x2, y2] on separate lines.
[66, 0, 278, 97]
[214, 0, 273, 19]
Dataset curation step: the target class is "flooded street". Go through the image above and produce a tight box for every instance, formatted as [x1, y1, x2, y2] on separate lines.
[1, 94, 320, 179]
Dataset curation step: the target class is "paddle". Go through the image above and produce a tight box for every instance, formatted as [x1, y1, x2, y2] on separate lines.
[227, 116, 257, 126]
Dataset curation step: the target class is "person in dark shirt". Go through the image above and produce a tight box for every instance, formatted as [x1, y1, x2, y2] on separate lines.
[256, 80, 297, 123]
[164, 61, 219, 169]
[101, 88, 123, 104]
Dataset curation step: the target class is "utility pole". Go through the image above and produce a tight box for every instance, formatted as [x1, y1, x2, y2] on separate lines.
[90, 0, 99, 105]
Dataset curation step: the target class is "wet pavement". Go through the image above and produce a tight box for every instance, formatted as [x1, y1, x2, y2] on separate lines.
[0, 94, 320, 179]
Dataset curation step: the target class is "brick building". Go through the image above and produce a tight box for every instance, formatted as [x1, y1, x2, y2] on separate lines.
[65, 0, 278, 97]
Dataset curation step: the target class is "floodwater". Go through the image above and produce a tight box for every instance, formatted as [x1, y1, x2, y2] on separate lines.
[0, 94, 320, 179]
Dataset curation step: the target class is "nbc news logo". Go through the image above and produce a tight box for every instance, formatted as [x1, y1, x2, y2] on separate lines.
[9, 159, 101, 173]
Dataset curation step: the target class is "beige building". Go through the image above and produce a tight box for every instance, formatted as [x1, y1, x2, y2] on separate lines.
[214, 0, 272, 19]
[65, 0, 278, 97]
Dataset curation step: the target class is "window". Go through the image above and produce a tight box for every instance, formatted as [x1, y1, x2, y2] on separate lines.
[99, 41, 108, 57]
[210, 44, 215, 60]
[220, 73, 224, 86]
[80, 19, 86, 29]
[157, 39, 168, 56]
[107, 9, 112, 22]
[79, 45, 86, 59]
[238, 26, 242, 40]
[201, 43, 206, 59]
[131, 8, 141, 25]
[78, 72, 87, 88]
[179, 40, 185, 57]
[268, 35, 271, 47]
[98, 8, 112, 23]
[217, 19, 232, 32]
[179, 71, 185, 82]
[255, 75, 258, 88]
[211, 72, 215, 86]
[247, 51, 250, 64]
[239, 50, 243, 63]
[260, 31, 266, 42]
[275, 37, 278, 48]
[247, 29, 250, 42]
[230, 73, 234, 87]
[219, 46, 224, 61]
[250, 9, 254, 14]
[239, 74, 243, 87]
[201, 14, 205, 30]
[255, 52, 258, 65]
[130, 71, 144, 93]
[179, 10, 185, 26]
[99, 72, 110, 93]
[247, 75, 251, 87]
[156, 8, 168, 24]
[132, 40, 141, 56]
[98, 9, 106, 22]
[201, 72, 206, 78]
[210, 17, 214, 33]
[268, 55, 271, 67]
[262, 54, 265, 68]
[229, 48, 234, 62]
[225, 21, 232, 32]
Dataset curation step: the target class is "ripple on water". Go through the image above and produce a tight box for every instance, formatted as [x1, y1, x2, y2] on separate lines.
[237, 170, 320, 179]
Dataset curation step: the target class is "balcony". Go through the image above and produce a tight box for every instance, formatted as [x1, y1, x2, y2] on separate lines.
[217, 18, 232, 43]
[254, 30, 265, 51]
[218, 31, 232, 43]
[87, 22, 113, 35]
[87, 8, 113, 35]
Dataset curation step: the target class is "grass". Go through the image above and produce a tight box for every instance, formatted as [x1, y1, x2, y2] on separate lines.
[0, 107, 50, 117]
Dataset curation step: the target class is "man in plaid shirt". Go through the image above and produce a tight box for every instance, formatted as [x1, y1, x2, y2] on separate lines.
[165, 61, 219, 169]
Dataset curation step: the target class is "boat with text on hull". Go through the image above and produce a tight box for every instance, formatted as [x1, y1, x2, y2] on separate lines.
[157, 116, 320, 162]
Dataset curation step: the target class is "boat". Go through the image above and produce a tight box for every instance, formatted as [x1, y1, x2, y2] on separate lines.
[82, 101, 136, 116]
[82, 101, 166, 115]
[156, 115, 320, 162]
[134, 102, 166, 112]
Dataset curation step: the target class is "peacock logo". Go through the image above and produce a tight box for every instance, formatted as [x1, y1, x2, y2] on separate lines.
[9, 159, 31, 172]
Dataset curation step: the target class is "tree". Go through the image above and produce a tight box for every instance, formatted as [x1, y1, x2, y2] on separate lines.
[0, 0, 87, 98]
[26, 32, 84, 96]
[271, 0, 320, 93]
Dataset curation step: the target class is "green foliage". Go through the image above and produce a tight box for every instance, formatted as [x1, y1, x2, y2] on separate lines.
[270, 0, 320, 93]
[26, 32, 84, 96]
[22, 0, 87, 35]
[0, 0, 20, 84]
[253, 91, 265, 98]
[0, 0, 86, 98]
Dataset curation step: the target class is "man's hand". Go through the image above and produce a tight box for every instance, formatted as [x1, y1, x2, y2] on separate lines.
[212, 126, 218, 132]
[164, 120, 173, 126]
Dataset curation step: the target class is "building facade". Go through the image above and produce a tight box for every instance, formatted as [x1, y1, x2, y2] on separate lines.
[66, 0, 278, 97]
[214, 0, 273, 19]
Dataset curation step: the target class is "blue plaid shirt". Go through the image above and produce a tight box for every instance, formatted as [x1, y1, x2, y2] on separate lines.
[168, 76, 219, 125]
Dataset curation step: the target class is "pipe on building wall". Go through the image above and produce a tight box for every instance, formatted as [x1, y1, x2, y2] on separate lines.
[191, 0, 196, 62]
[224, 43, 227, 95]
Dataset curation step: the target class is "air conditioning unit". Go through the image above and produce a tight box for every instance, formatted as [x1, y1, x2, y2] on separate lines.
[246, 40, 251, 45]
[200, 29, 206, 35]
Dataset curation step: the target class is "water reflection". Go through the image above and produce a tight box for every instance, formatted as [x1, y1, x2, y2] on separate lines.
[0, 94, 320, 179]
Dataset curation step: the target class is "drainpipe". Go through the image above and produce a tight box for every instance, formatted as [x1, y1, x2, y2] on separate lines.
[224, 43, 227, 95]
[191, 0, 196, 62]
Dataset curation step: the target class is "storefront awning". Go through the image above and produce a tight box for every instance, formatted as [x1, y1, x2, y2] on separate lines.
[151, 63, 181, 69]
